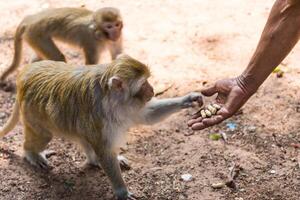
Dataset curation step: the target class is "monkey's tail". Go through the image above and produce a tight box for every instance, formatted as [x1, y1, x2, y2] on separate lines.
[0, 103, 20, 138]
[0, 25, 25, 81]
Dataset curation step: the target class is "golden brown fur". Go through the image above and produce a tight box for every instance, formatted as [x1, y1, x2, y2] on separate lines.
[0, 55, 202, 200]
[0, 7, 123, 82]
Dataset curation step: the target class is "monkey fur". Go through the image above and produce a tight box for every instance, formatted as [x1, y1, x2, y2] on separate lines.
[0, 55, 202, 200]
[0, 7, 123, 82]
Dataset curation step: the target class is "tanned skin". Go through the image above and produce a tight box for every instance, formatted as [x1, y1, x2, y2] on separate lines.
[189, 0, 300, 130]
[0, 55, 202, 200]
[0, 7, 123, 82]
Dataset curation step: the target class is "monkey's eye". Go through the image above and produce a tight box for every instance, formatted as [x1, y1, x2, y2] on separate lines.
[106, 24, 113, 29]
[115, 22, 121, 27]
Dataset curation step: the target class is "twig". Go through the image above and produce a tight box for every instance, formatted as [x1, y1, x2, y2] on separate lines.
[272, 133, 286, 153]
[272, 133, 282, 147]
[220, 132, 228, 143]
[225, 163, 242, 189]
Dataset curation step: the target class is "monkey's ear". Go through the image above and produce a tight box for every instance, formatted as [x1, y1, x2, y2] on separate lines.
[108, 76, 123, 90]
[88, 23, 96, 31]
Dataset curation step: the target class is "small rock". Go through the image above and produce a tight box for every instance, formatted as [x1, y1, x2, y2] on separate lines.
[180, 174, 193, 182]
[235, 198, 244, 200]
[270, 170, 276, 174]
[2, 187, 10, 192]
[247, 126, 256, 133]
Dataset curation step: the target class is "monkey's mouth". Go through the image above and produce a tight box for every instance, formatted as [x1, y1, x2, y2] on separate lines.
[103, 31, 109, 39]
[145, 93, 154, 102]
[108, 32, 121, 41]
[133, 93, 152, 102]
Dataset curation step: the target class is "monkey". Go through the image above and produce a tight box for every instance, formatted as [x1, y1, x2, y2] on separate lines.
[0, 7, 123, 82]
[0, 55, 202, 200]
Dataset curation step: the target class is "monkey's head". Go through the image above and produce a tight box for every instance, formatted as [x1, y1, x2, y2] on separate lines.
[91, 7, 123, 42]
[102, 54, 154, 105]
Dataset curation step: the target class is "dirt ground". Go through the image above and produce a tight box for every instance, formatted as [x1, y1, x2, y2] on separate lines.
[0, 0, 300, 200]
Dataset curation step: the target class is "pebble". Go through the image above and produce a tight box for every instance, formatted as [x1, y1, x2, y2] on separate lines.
[247, 126, 256, 133]
[235, 198, 244, 200]
[180, 174, 193, 182]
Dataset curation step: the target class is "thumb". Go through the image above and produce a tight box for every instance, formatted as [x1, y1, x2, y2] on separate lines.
[201, 85, 217, 96]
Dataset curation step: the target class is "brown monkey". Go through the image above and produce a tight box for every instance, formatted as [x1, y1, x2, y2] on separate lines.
[0, 7, 123, 82]
[0, 55, 202, 200]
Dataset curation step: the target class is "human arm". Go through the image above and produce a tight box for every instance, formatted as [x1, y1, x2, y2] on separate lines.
[188, 0, 300, 130]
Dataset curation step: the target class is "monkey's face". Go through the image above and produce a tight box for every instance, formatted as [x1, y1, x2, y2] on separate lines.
[133, 79, 154, 103]
[101, 20, 123, 41]
[107, 54, 152, 104]
[108, 76, 154, 104]
[92, 7, 123, 41]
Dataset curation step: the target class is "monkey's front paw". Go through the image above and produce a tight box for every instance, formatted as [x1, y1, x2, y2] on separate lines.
[24, 151, 50, 170]
[181, 92, 203, 108]
[41, 150, 56, 159]
[82, 159, 102, 169]
[127, 192, 138, 200]
[117, 191, 138, 200]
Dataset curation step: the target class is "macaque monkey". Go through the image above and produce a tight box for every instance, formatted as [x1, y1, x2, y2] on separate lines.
[0, 7, 123, 82]
[0, 55, 202, 200]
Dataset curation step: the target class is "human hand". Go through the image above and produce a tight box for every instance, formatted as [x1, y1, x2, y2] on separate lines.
[188, 77, 255, 130]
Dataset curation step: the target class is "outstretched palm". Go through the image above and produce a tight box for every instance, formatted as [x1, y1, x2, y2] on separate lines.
[188, 78, 253, 130]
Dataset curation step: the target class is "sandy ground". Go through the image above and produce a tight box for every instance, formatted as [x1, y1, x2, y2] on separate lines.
[0, 0, 300, 199]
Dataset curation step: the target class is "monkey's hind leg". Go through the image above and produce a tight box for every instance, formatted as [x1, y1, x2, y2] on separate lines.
[81, 140, 131, 170]
[23, 125, 52, 169]
[80, 140, 101, 168]
[27, 37, 66, 62]
[96, 146, 137, 200]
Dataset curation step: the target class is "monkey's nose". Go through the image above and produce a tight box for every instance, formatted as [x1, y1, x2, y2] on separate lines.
[146, 89, 154, 101]
[150, 88, 154, 97]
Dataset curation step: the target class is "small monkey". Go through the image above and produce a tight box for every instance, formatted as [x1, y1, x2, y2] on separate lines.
[0, 55, 202, 200]
[0, 7, 123, 82]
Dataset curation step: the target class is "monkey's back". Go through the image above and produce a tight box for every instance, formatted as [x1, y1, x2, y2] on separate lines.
[20, 8, 93, 38]
[17, 60, 107, 136]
